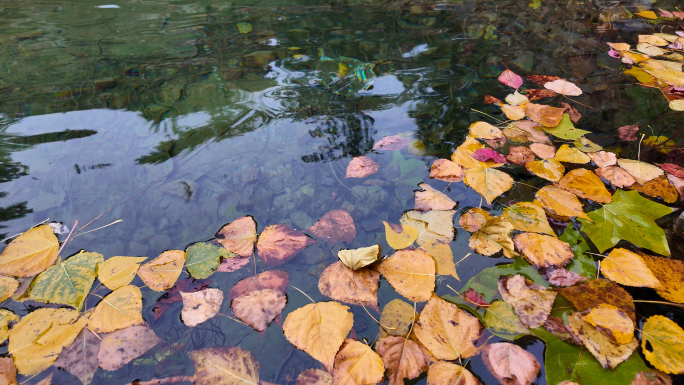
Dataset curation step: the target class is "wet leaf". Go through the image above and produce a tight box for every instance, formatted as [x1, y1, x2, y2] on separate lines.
[383, 222, 418, 250]
[568, 312, 638, 369]
[557, 279, 636, 325]
[483, 300, 530, 338]
[0, 225, 59, 278]
[190, 346, 259, 385]
[506, 146, 536, 165]
[89, 285, 144, 333]
[0, 309, 18, 344]
[636, 176, 679, 203]
[463, 288, 490, 308]
[506, 91, 529, 106]
[601, 248, 662, 288]
[400, 210, 455, 246]
[525, 75, 562, 85]
[642, 315, 684, 374]
[525, 88, 557, 101]
[283, 301, 353, 371]
[98, 256, 147, 290]
[179, 288, 223, 327]
[553, 144, 591, 164]
[186, 242, 233, 279]
[346, 156, 380, 178]
[544, 79, 582, 96]
[574, 137, 602, 152]
[0, 357, 17, 385]
[469, 216, 517, 258]
[413, 294, 483, 360]
[539, 105, 567, 127]
[543, 316, 583, 345]
[503, 202, 554, 236]
[529, 143, 556, 159]
[338, 245, 381, 270]
[582, 304, 634, 345]
[546, 268, 588, 287]
[377, 249, 435, 302]
[460, 208, 492, 233]
[514, 233, 573, 268]
[657, 163, 684, 178]
[374, 135, 412, 151]
[0, 275, 19, 303]
[618, 125, 640, 141]
[541, 114, 591, 140]
[429, 159, 465, 182]
[596, 166, 637, 188]
[473, 148, 507, 164]
[525, 159, 565, 182]
[232, 289, 285, 332]
[470, 121, 504, 140]
[588, 151, 617, 168]
[29, 251, 103, 311]
[98, 324, 162, 371]
[257, 224, 315, 266]
[631, 370, 673, 385]
[8, 308, 87, 375]
[558, 168, 612, 203]
[580, 189, 673, 256]
[536, 185, 591, 221]
[415, 183, 457, 211]
[451, 136, 489, 169]
[562, 102, 582, 123]
[333, 339, 384, 385]
[216, 216, 258, 257]
[375, 336, 429, 385]
[498, 274, 556, 328]
[640, 253, 684, 303]
[307, 209, 356, 244]
[482, 342, 540, 385]
[427, 361, 480, 385]
[227, 270, 289, 301]
[499, 69, 523, 89]
[512, 121, 552, 143]
[54, 328, 100, 385]
[666, 174, 684, 200]
[378, 299, 416, 338]
[464, 166, 514, 204]
[617, 159, 664, 185]
[502, 104, 526, 120]
[296, 369, 332, 385]
[138, 250, 186, 291]
[421, 240, 459, 280]
[318, 261, 379, 310]
[217, 255, 251, 272]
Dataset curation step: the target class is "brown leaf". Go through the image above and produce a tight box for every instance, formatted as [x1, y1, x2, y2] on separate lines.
[377, 249, 435, 302]
[415, 183, 457, 211]
[346, 156, 380, 178]
[430, 159, 464, 182]
[640, 253, 684, 304]
[636, 176, 679, 203]
[138, 250, 186, 292]
[482, 342, 540, 385]
[296, 369, 332, 385]
[484, 95, 504, 105]
[378, 299, 416, 339]
[190, 346, 259, 385]
[469, 216, 517, 259]
[216, 216, 257, 257]
[181, 288, 224, 327]
[559, 168, 613, 203]
[631, 371, 673, 385]
[536, 185, 591, 221]
[427, 361, 481, 385]
[543, 316, 583, 345]
[232, 289, 286, 332]
[596, 166, 637, 188]
[525, 88, 557, 101]
[152, 278, 212, 320]
[529, 143, 556, 159]
[525, 75, 562, 85]
[307, 210, 356, 244]
[546, 267, 588, 287]
[557, 279, 636, 325]
[257, 224, 315, 266]
[485, 136, 507, 149]
[618, 125, 640, 141]
[0, 357, 17, 385]
[582, 304, 635, 344]
[333, 340, 385, 385]
[318, 261, 379, 311]
[561, 102, 582, 123]
[98, 325, 162, 371]
[498, 275, 557, 328]
[588, 151, 617, 168]
[539, 105, 566, 127]
[373, 135, 412, 151]
[55, 328, 100, 385]
[376, 336, 429, 385]
[506, 146, 535, 165]
[228, 270, 289, 301]
[459, 208, 492, 233]
[216, 255, 251, 272]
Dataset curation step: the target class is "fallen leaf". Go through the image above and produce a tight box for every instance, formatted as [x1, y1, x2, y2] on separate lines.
[377, 249, 435, 302]
[54, 328, 100, 385]
[512, 121, 551, 143]
[541, 114, 591, 140]
[502, 104, 526, 120]
[658, 163, 684, 178]
[375, 336, 429, 385]
[587, 151, 616, 168]
[617, 159, 664, 185]
[503, 202, 554, 236]
[460, 208, 492, 233]
[464, 166, 514, 204]
[89, 285, 144, 333]
[430, 159, 465, 182]
[482, 342, 540, 385]
[485, 95, 504, 105]
[152, 277, 212, 320]
[470, 121, 504, 140]
[427, 361, 481, 385]
[525, 75, 562, 85]
[666, 174, 684, 200]
[227, 270, 289, 301]
[557, 279, 636, 325]
[413, 294, 483, 360]
[506, 91, 529, 106]
[536, 185, 590, 221]
[631, 370, 673, 385]
[0, 225, 59, 278]
[469, 216, 517, 258]
[318, 261, 379, 310]
[514, 233, 573, 268]
[498, 274, 557, 328]
[0, 276, 19, 303]
[463, 288, 491, 308]
[596, 166, 637, 188]
[217, 255, 251, 272]
[568, 312, 638, 369]
[618, 125, 640, 141]
[472, 148, 507, 164]
[525, 88, 557, 101]
[378, 299, 416, 338]
[635, 10, 657, 19]
[232, 289, 285, 331]
[35, 373, 51, 385]
[641, 315, 684, 374]
[414, 183, 457, 211]
[186, 242, 233, 279]
[338, 245, 381, 270]
[257, 224, 315, 266]
[544, 79, 582, 96]
[637, 43, 669, 56]
[333, 340, 384, 385]
[179, 288, 224, 327]
[574, 137, 602, 153]
[506, 146, 535, 165]
[640, 253, 684, 303]
[451, 136, 490, 169]
[559, 168, 612, 203]
[307, 210, 356, 244]
[400, 210, 455, 246]
[582, 304, 634, 344]
[639, 35, 670, 46]
[546, 267, 588, 287]
[601, 248, 662, 288]
[636, 176, 679, 203]
[607, 42, 631, 52]
[283, 301, 353, 371]
[98, 256, 147, 290]
[561, 102, 582, 123]
[0, 357, 17, 385]
[543, 316, 583, 345]
[0, 309, 18, 343]
[29, 251, 103, 311]
[346, 156, 380, 178]
[138, 250, 186, 291]
[530, 143, 556, 159]
[525, 159, 565, 182]
[499, 69, 523, 89]
[190, 346, 259, 385]
[374, 135, 412, 151]
[421, 240, 458, 280]
[553, 144, 591, 164]
[296, 369, 332, 385]
[216, 216, 257, 257]
[383, 222, 418, 250]
[539, 105, 567, 127]
[484, 300, 529, 338]
[525, 102, 545, 122]
[98, 324, 162, 371]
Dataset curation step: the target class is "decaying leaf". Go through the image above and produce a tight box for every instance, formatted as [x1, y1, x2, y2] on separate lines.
[307, 209, 356, 244]
[657, 163, 684, 178]
[636, 176, 679, 203]
[413, 294, 482, 360]
[553, 144, 591, 164]
[503, 202, 554, 236]
[470, 121, 504, 140]
[460, 208, 492, 233]
[498, 275, 556, 328]
[346, 156, 380, 178]
[216, 216, 258, 257]
[54, 328, 101, 385]
[596, 166, 637, 188]
[186, 242, 233, 279]
[98, 256, 147, 290]
[483, 300, 529, 338]
[0, 225, 59, 278]
[283, 301, 353, 371]
[536, 185, 591, 221]
[525, 159, 565, 182]
[421, 240, 459, 280]
[338, 245, 381, 270]
[98, 324, 162, 371]
[640, 253, 684, 303]
[546, 267, 588, 287]
[473, 148, 506, 164]
[374, 135, 412, 151]
[463, 288, 491, 308]
[318, 261, 379, 310]
[574, 137, 601, 153]
[557, 279, 636, 325]
[582, 304, 634, 345]
[0, 309, 18, 344]
[601, 248, 662, 289]
[617, 159, 664, 185]
[217, 255, 251, 272]
[631, 370, 673, 385]
[430, 159, 465, 182]
[506, 146, 536, 165]
[427, 361, 481, 385]
[377, 249, 435, 302]
[618, 125, 640, 141]
[525, 88, 557, 101]
[544, 79, 582, 96]
[400, 210, 455, 246]
[378, 299, 416, 338]
[482, 342, 540, 385]
[138, 250, 186, 291]
[568, 312, 638, 369]
[512, 121, 551, 143]
[89, 285, 144, 333]
[641, 315, 684, 375]
[180, 288, 224, 327]
[333, 339, 385, 385]
[257, 224, 315, 266]
[543, 316, 583, 345]
[0, 276, 19, 303]
[232, 289, 286, 332]
[152, 277, 212, 320]
[376, 336, 429, 385]
[296, 369, 332, 385]
[558, 168, 612, 203]
[464, 166, 514, 204]
[190, 346, 259, 385]
[384, 222, 418, 250]
[228, 270, 289, 301]
[469, 216, 517, 258]
[513, 233, 573, 268]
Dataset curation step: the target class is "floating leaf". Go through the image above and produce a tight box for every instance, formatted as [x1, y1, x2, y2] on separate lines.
[346, 156, 380, 178]
[502, 104, 526, 120]
[415, 183, 457, 211]
[512, 121, 551, 143]
[227, 270, 289, 301]
[337, 245, 380, 270]
[180, 288, 224, 327]
[307, 209, 356, 244]
[469, 216, 517, 258]
[498, 274, 556, 328]
[54, 328, 100, 385]
[29, 251, 103, 311]
[543, 316, 583, 345]
[283, 301, 353, 371]
[400, 210, 455, 246]
[473, 148, 507, 164]
[483, 300, 529, 339]
[427, 361, 480, 385]
[186, 242, 232, 279]
[376, 336, 429, 385]
[421, 240, 458, 280]
[617, 159, 664, 185]
[595, 166, 637, 188]
[529, 143, 556, 159]
[378, 299, 416, 339]
[413, 294, 482, 360]
[568, 312, 638, 369]
[460, 208, 492, 233]
[557, 279, 636, 325]
[0, 309, 18, 344]
[333, 340, 384, 385]
[506, 146, 535, 165]
[544, 79, 582, 96]
[296, 369, 332, 385]
[506, 91, 529, 106]
[641, 253, 684, 303]
[525, 159, 565, 182]
[232, 289, 285, 332]
[152, 277, 212, 320]
[216, 216, 257, 257]
[0, 358, 17, 385]
[636, 176, 679, 203]
[98, 256, 147, 290]
[539, 105, 567, 127]
[470, 121, 504, 140]
[98, 324, 162, 371]
[536, 185, 591, 221]
[429, 159, 464, 182]
[464, 166, 514, 204]
[377, 249, 435, 302]
[190, 346, 259, 385]
[89, 285, 144, 333]
[463, 288, 491, 308]
[217, 255, 251, 272]
[138, 250, 186, 291]
[0, 275, 19, 303]
[0, 225, 59, 278]
[658, 163, 684, 178]
[514, 233, 573, 268]
[580, 189, 673, 256]
[641, 315, 684, 374]
[383, 222, 418, 250]
[482, 342, 540, 385]
[553, 144, 591, 164]
[601, 248, 662, 288]
[542, 114, 591, 140]
[546, 268, 588, 287]
[498, 69, 523, 89]
[582, 304, 634, 345]
[257, 224, 315, 266]
[319, 261, 379, 311]
[503, 202, 554, 236]
[558, 169, 612, 203]
[374, 135, 412, 151]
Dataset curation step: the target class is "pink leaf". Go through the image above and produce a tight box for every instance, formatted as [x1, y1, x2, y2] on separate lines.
[659, 8, 674, 18]
[472, 148, 507, 164]
[346, 156, 380, 178]
[657, 163, 684, 178]
[608, 49, 621, 58]
[373, 135, 412, 151]
[498, 69, 523, 89]
[546, 268, 588, 287]
[463, 288, 490, 308]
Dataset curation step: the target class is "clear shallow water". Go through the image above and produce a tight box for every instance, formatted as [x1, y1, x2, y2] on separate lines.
[0, 0, 683, 384]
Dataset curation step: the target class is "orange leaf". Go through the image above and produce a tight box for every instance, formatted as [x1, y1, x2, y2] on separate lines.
[216, 216, 257, 257]
[415, 183, 457, 211]
[232, 289, 286, 332]
[318, 261, 380, 311]
[307, 209, 356, 244]
[376, 336, 429, 385]
[256, 224, 315, 266]
[377, 249, 435, 302]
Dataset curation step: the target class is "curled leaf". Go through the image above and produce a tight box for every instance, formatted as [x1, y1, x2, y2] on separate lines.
[338, 245, 381, 270]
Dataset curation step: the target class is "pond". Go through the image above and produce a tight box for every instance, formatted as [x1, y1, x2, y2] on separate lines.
[0, 0, 683, 384]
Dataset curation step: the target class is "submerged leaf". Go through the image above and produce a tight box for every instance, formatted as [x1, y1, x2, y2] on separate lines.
[232, 289, 285, 332]
[181, 288, 224, 327]
[333, 340, 384, 385]
[377, 249, 435, 302]
[415, 183, 457, 211]
[318, 261, 379, 311]
[374, 135, 412, 151]
[498, 274, 556, 328]
[430, 159, 465, 182]
[55, 328, 100, 385]
[98, 324, 162, 371]
[0, 225, 59, 278]
[641, 316, 684, 374]
[89, 285, 144, 333]
[307, 209, 356, 244]
[98, 256, 147, 290]
[216, 216, 257, 257]
[138, 250, 186, 291]
[257, 224, 315, 266]
[482, 342, 540, 385]
[346, 156, 380, 178]
[400, 210, 455, 246]
[190, 346, 259, 385]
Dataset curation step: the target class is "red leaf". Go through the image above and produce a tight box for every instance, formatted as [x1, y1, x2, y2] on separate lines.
[228, 270, 289, 301]
[618, 125, 639, 141]
[524, 75, 562, 86]
[484, 95, 503, 106]
[463, 288, 490, 308]
[657, 163, 684, 178]
[472, 148, 507, 164]
[525, 89, 557, 101]
[307, 209, 356, 244]
[373, 135, 412, 151]
[498, 69, 523, 89]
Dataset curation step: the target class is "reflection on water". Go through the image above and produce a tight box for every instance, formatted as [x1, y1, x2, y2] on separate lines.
[0, 0, 682, 383]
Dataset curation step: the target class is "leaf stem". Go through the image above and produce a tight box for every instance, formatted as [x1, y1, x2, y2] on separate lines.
[633, 300, 684, 310]
[125, 375, 194, 385]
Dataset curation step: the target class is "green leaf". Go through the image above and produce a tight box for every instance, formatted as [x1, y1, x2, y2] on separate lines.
[559, 224, 596, 278]
[542, 114, 591, 140]
[185, 242, 234, 279]
[28, 251, 103, 311]
[390, 151, 425, 186]
[484, 300, 530, 339]
[579, 189, 674, 256]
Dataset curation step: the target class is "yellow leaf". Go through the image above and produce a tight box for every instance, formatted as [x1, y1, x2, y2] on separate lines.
[670, 100, 684, 111]
[469, 121, 503, 140]
[338, 245, 381, 270]
[451, 136, 489, 169]
[421, 240, 458, 280]
[415, 183, 457, 211]
[536, 185, 591, 221]
[383, 222, 418, 250]
[89, 285, 144, 333]
[464, 166, 514, 204]
[601, 248, 662, 289]
[525, 159, 565, 182]
[469, 216, 517, 258]
[638, 35, 670, 46]
[641, 253, 684, 303]
[0, 309, 18, 344]
[98, 256, 147, 290]
[427, 361, 480, 385]
[558, 168, 613, 203]
[377, 249, 435, 302]
[283, 301, 353, 371]
[513, 232, 574, 268]
[642, 315, 684, 374]
[8, 308, 87, 375]
[636, 43, 669, 56]
[635, 11, 657, 19]
[644, 68, 684, 86]
[459, 208, 492, 233]
[137, 250, 186, 291]
[296, 369, 332, 385]
[333, 340, 385, 385]
[0, 275, 19, 303]
[607, 42, 631, 51]
[568, 312, 638, 369]
[502, 104, 526, 120]
[189, 346, 259, 385]
[622, 51, 651, 64]
[553, 144, 591, 164]
[0, 225, 58, 278]
[582, 304, 634, 345]
[378, 299, 416, 339]
[498, 274, 556, 328]
[400, 210, 455, 246]
[502, 202, 554, 236]
[505, 91, 529, 106]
